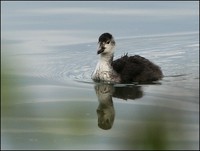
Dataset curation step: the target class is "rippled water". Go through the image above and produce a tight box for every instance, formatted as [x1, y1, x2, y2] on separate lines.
[1, 1, 199, 149]
[2, 32, 199, 149]
[9, 32, 199, 82]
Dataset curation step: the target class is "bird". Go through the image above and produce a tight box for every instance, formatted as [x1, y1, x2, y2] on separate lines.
[91, 33, 163, 84]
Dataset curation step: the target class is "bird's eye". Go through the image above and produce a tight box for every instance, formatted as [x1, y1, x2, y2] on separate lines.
[106, 41, 110, 44]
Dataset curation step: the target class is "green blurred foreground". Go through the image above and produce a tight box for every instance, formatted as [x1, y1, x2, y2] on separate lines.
[1, 43, 199, 150]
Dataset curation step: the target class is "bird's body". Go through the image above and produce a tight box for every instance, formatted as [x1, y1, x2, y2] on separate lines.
[91, 33, 163, 84]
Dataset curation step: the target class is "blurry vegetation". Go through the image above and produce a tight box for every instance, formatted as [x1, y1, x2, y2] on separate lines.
[125, 112, 169, 150]
[1, 44, 22, 106]
[1, 43, 196, 150]
[1, 43, 89, 149]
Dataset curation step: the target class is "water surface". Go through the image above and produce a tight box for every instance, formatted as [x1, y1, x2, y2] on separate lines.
[1, 1, 199, 150]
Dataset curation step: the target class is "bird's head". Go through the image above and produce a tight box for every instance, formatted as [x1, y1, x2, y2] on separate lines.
[97, 33, 116, 55]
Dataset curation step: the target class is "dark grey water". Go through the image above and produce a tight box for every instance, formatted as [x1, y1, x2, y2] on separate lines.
[1, 1, 199, 150]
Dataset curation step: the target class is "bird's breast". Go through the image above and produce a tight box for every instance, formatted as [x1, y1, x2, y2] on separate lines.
[92, 61, 120, 83]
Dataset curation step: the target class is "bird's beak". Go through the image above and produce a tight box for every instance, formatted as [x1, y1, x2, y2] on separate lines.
[97, 43, 105, 55]
[97, 48, 104, 55]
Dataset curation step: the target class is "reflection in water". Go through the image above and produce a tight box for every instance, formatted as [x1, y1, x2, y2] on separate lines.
[94, 83, 143, 130]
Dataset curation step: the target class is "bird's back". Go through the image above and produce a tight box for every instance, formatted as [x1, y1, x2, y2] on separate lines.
[111, 54, 163, 83]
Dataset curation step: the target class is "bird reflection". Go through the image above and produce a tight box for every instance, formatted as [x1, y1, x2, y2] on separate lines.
[94, 83, 143, 130]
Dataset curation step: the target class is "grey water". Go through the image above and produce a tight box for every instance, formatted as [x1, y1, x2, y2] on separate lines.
[1, 1, 199, 150]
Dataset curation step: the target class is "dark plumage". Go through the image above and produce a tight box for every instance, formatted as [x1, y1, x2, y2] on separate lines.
[111, 54, 163, 83]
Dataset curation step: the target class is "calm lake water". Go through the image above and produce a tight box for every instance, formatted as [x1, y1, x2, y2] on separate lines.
[1, 1, 199, 150]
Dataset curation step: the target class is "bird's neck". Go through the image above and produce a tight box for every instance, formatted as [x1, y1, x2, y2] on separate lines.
[100, 53, 114, 64]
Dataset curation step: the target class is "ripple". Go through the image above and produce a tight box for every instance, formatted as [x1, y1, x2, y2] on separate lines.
[21, 33, 199, 85]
